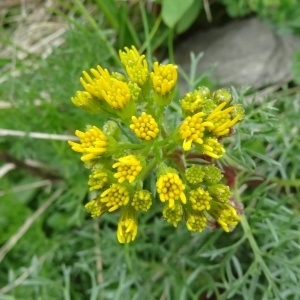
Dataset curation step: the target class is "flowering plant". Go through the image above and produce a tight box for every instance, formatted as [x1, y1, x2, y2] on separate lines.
[68, 46, 244, 244]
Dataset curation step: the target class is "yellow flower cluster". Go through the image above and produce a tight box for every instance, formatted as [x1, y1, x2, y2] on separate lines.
[113, 155, 142, 183]
[117, 206, 138, 244]
[180, 90, 204, 115]
[162, 203, 183, 227]
[68, 46, 244, 243]
[206, 102, 241, 136]
[186, 211, 207, 232]
[100, 184, 130, 212]
[189, 188, 212, 211]
[178, 89, 244, 158]
[131, 190, 152, 211]
[130, 112, 159, 140]
[88, 168, 108, 191]
[71, 91, 102, 114]
[178, 112, 213, 151]
[156, 171, 186, 208]
[202, 138, 225, 159]
[211, 203, 241, 232]
[85, 197, 108, 218]
[151, 62, 178, 96]
[68, 126, 107, 162]
[119, 46, 148, 86]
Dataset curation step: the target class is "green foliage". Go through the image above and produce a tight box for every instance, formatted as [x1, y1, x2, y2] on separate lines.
[160, 0, 202, 33]
[159, 0, 300, 35]
[219, 0, 300, 33]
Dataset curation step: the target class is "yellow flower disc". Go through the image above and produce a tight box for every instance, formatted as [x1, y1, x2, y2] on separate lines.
[206, 102, 241, 136]
[178, 112, 213, 151]
[119, 46, 149, 86]
[189, 188, 212, 211]
[68, 126, 107, 162]
[100, 184, 130, 212]
[113, 155, 142, 183]
[117, 206, 138, 244]
[186, 211, 207, 232]
[130, 112, 159, 140]
[202, 138, 225, 159]
[156, 173, 186, 208]
[151, 62, 177, 95]
[162, 202, 183, 227]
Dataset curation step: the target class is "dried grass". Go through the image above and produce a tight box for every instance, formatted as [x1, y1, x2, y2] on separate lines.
[0, 0, 67, 81]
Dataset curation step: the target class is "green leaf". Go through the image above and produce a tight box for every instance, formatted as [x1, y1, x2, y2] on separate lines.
[161, 0, 194, 28]
[176, 0, 202, 34]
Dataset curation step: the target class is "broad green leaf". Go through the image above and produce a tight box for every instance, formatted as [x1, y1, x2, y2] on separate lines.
[161, 0, 194, 28]
[176, 0, 202, 34]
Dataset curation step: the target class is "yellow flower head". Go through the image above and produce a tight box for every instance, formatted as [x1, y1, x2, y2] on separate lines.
[80, 65, 131, 109]
[189, 188, 212, 211]
[131, 190, 152, 211]
[88, 168, 108, 191]
[206, 102, 242, 136]
[68, 126, 107, 162]
[129, 112, 159, 140]
[80, 65, 110, 99]
[151, 62, 177, 95]
[162, 202, 183, 227]
[119, 46, 149, 86]
[214, 203, 241, 232]
[156, 172, 186, 208]
[71, 91, 102, 114]
[100, 77, 131, 109]
[117, 206, 138, 244]
[85, 198, 108, 218]
[113, 155, 142, 183]
[186, 210, 207, 232]
[201, 137, 225, 159]
[178, 112, 213, 151]
[100, 184, 130, 212]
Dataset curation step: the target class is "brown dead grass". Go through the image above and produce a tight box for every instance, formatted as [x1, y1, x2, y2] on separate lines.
[0, 0, 67, 78]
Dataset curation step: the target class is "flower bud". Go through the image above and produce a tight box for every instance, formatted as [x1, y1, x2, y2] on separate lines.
[119, 46, 149, 87]
[212, 89, 232, 105]
[131, 190, 152, 211]
[189, 188, 212, 211]
[185, 165, 205, 185]
[85, 197, 108, 218]
[185, 209, 207, 232]
[162, 202, 183, 227]
[197, 86, 211, 99]
[202, 165, 223, 184]
[88, 168, 108, 191]
[208, 184, 231, 203]
[71, 91, 102, 114]
[117, 206, 138, 243]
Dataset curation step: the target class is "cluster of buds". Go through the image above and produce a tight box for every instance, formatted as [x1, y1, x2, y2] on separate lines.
[68, 46, 244, 243]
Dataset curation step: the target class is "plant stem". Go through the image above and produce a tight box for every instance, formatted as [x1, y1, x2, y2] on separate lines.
[139, 0, 152, 66]
[271, 177, 300, 187]
[139, 158, 157, 181]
